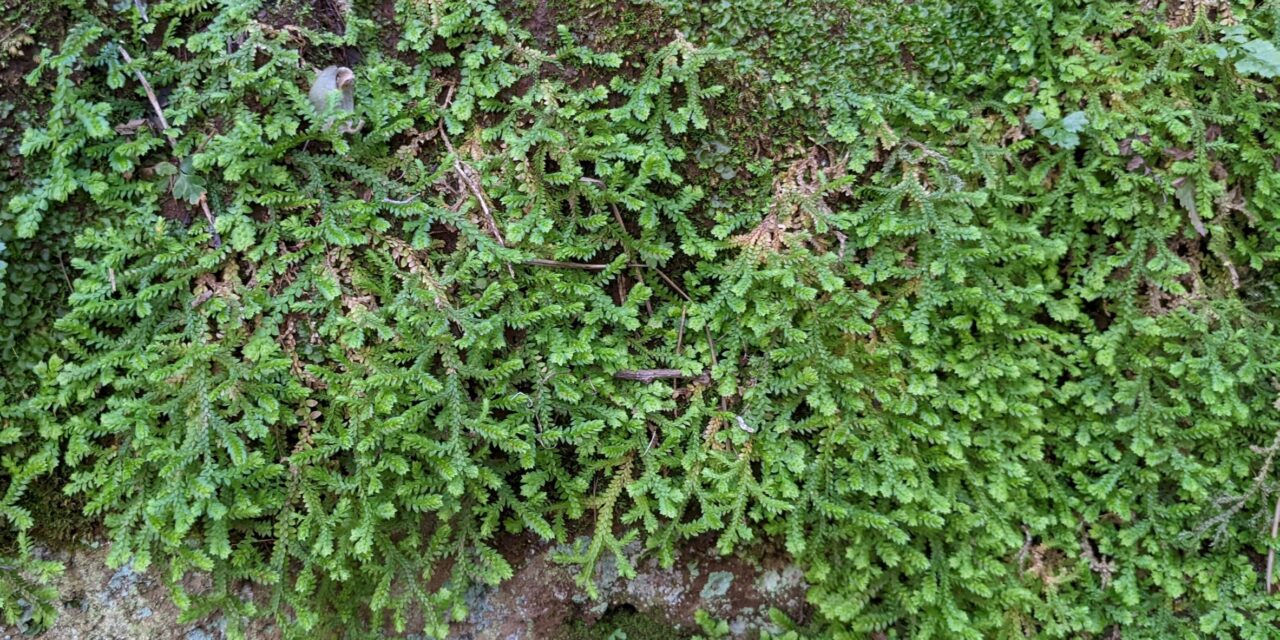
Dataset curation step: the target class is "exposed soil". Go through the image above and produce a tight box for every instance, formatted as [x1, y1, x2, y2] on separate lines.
[5, 535, 806, 639]
[451, 534, 808, 639]
[0, 544, 274, 640]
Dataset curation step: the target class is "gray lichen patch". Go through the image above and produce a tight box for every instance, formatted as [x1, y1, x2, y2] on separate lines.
[700, 571, 735, 600]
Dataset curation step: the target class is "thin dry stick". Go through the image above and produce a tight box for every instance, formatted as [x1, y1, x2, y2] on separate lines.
[610, 203, 653, 317]
[55, 251, 73, 291]
[438, 123, 515, 277]
[648, 266, 718, 368]
[0, 22, 30, 47]
[644, 426, 659, 455]
[524, 258, 610, 271]
[650, 267, 691, 302]
[615, 369, 698, 383]
[1187, 429, 1280, 548]
[675, 305, 687, 355]
[609, 203, 629, 233]
[1269, 492, 1280, 594]
[704, 325, 719, 369]
[118, 47, 169, 131]
[194, 195, 222, 248]
[671, 304, 688, 404]
[118, 45, 221, 248]
[190, 289, 214, 309]
[438, 81, 457, 112]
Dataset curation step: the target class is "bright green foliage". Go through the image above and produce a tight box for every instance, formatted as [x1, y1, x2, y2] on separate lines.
[0, 6, 76, 630]
[5, 0, 1280, 638]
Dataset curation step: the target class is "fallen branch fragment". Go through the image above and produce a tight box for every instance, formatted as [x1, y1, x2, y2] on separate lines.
[383, 194, 419, 205]
[118, 47, 169, 132]
[1268, 492, 1280, 594]
[524, 259, 611, 271]
[642, 266, 718, 368]
[190, 290, 214, 309]
[195, 194, 222, 248]
[615, 369, 699, 383]
[610, 203, 653, 316]
[438, 123, 515, 277]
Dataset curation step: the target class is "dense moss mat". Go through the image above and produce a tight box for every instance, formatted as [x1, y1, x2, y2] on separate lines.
[5, 0, 1280, 637]
[562, 607, 690, 640]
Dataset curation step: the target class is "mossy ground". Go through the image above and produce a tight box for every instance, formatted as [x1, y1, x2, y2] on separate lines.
[7, 1, 1280, 638]
[561, 606, 689, 640]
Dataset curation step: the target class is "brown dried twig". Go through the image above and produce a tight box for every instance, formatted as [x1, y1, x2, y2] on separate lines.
[646, 267, 718, 368]
[675, 305, 687, 355]
[524, 259, 611, 271]
[383, 194, 419, 205]
[117, 45, 221, 248]
[438, 123, 515, 278]
[610, 203, 653, 317]
[614, 369, 701, 383]
[118, 47, 169, 131]
[1269, 493, 1280, 594]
